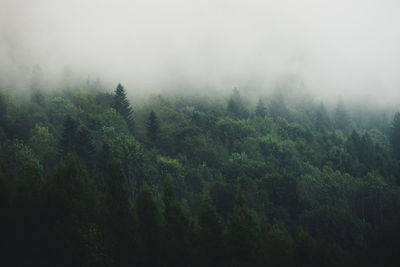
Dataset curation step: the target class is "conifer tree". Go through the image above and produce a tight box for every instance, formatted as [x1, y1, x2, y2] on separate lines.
[255, 99, 267, 117]
[334, 98, 350, 134]
[146, 110, 160, 144]
[226, 190, 258, 266]
[390, 112, 400, 162]
[60, 116, 77, 156]
[113, 83, 134, 133]
[163, 176, 195, 267]
[103, 158, 133, 266]
[0, 93, 7, 135]
[199, 194, 224, 266]
[315, 102, 331, 131]
[135, 183, 163, 266]
[75, 125, 95, 168]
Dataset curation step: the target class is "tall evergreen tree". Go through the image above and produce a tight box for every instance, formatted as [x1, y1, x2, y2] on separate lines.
[163, 177, 195, 267]
[315, 102, 331, 131]
[0, 93, 7, 135]
[334, 97, 350, 134]
[146, 110, 160, 144]
[227, 88, 248, 119]
[269, 93, 291, 121]
[255, 99, 267, 117]
[198, 194, 224, 266]
[390, 112, 400, 181]
[135, 183, 163, 266]
[60, 116, 77, 156]
[46, 154, 100, 266]
[103, 158, 134, 266]
[75, 125, 95, 169]
[113, 83, 134, 133]
[226, 191, 258, 266]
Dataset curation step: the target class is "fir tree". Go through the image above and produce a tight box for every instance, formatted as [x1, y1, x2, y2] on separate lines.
[199, 194, 224, 266]
[135, 183, 163, 266]
[113, 83, 134, 133]
[0, 93, 7, 134]
[163, 177, 195, 267]
[390, 112, 400, 162]
[146, 110, 160, 144]
[104, 158, 133, 266]
[60, 116, 77, 156]
[334, 97, 350, 134]
[75, 125, 95, 168]
[315, 102, 331, 131]
[255, 99, 267, 117]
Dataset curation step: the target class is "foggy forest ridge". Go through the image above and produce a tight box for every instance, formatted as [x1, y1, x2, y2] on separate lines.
[2, 1, 400, 266]
[1, 0, 400, 106]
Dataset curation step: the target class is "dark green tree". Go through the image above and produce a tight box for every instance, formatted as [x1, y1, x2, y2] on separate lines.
[103, 158, 134, 266]
[227, 88, 248, 119]
[45, 154, 101, 266]
[163, 176, 196, 267]
[269, 93, 291, 121]
[30, 65, 45, 106]
[390, 112, 400, 162]
[76, 125, 95, 168]
[255, 99, 267, 117]
[226, 191, 259, 266]
[334, 98, 350, 134]
[198, 194, 225, 266]
[113, 83, 134, 133]
[0, 93, 8, 135]
[60, 116, 77, 156]
[146, 110, 160, 144]
[315, 102, 331, 131]
[135, 183, 163, 266]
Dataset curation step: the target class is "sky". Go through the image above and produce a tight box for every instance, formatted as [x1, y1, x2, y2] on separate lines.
[1, 0, 400, 104]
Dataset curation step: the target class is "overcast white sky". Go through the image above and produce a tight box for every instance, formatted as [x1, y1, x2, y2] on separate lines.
[1, 0, 400, 103]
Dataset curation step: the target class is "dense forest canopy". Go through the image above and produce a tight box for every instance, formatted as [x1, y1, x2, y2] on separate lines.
[2, 1, 400, 266]
[1, 78, 400, 266]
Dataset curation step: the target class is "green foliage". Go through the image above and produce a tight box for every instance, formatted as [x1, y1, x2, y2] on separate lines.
[334, 98, 351, 134]
[146, 110, 160, 144]
[134, 183, 163, 266]
[113, 83, 134, 133]
[255, 99, 267, 117]
[2, 84, 400, 266]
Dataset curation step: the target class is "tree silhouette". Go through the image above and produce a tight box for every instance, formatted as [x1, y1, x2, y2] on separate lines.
[255, 99, 267, 117]
[60, 116, 77, 156]
[75, 125, 95, 168]
[146, 110, 160, 144]
[390, 112, 400, 162]
[113, 83, 134, 133]
[334, 98, 350, 134]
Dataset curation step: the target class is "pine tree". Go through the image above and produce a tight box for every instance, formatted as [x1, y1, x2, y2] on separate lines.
[226, 191, 258, 266]
[227, 88, 248, 119]
[390, 112, 400, 162]
[113, 83, 134, 133]
[60, 116, 77, 156]
[315, 102, 331, 131]
[334, 98, 350, 134]
[255, 99, 267, 117]
[163, 177, 195, 267]
[75, 125, 95, 168]
[0, 93, 7, 135]
[103, 158, 133, 266]
[135, 183, 163, 266]
[199, 194, 224, 266]
[146, 110, 160, 144]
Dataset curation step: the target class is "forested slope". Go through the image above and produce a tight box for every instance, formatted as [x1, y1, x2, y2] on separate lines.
[1, 84, 400, 267]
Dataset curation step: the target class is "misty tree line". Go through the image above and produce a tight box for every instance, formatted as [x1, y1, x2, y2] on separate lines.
[1, 80, 400, 267]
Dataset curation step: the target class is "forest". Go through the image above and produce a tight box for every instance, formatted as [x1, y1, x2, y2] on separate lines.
[1, 80, 400, 267]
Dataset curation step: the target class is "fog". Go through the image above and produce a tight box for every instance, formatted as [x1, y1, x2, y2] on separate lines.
[1, 0, 400, 105]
